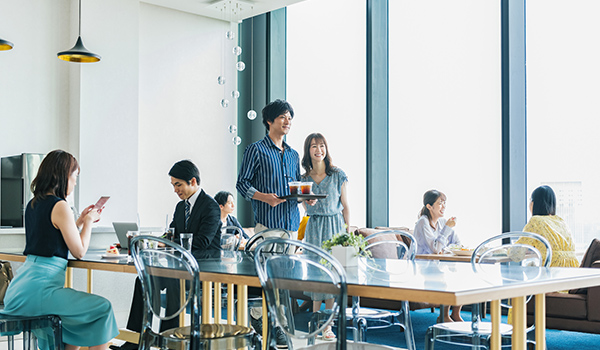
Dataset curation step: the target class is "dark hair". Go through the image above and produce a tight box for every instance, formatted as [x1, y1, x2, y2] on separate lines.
[214, 190, 233, 206]
[31, 150, 79, 204]
[531, 185, 556, 216]
[168, 160, 200, 185]
[262, 99, 294, 131]
[301, 133, 335, 176]
[419, 189, 446, 220]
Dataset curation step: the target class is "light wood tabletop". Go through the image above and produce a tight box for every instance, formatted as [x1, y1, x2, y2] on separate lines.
[3, 251, 600, 350]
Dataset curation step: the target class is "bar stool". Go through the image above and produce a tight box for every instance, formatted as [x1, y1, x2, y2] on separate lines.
[0, 314, 62, 350]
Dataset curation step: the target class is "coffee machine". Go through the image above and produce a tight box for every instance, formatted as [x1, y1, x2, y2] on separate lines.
[1, 153, 45, 228]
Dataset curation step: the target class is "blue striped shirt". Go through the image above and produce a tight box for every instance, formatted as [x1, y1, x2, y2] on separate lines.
[236, 135, 301, 231]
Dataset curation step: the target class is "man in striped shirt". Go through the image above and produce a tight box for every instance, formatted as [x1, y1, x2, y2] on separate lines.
[237, 99, 307, 348]
[237, 99, 302, 233]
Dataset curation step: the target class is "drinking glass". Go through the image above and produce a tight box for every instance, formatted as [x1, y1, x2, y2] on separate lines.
[163, 227, 176, 242]
[180, 233, 193, 252]
[300, 182, 313, 194]
[288, 181, 301, 195]
[126, 230, 140, 255]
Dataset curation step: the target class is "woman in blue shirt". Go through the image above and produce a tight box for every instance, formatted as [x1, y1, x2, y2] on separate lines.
[301, 133, 350, 340]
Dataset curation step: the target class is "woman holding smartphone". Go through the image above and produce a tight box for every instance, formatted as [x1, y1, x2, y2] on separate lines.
[1, 150, 119, 350]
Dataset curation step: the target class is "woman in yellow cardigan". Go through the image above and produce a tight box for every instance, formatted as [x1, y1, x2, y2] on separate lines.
[518, 185, 578, 267]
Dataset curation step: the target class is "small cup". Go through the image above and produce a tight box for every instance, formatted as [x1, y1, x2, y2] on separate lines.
[288, 181, 301, 195]
[126, 230, 140, 255]
[164, 227, 176, 242]
[180, 233, 193, 252]
[300, 182, 313, 194]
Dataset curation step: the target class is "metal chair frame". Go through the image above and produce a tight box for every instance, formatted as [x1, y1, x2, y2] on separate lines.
[425, 231, 552, 350]
[349, 230, 417, 350]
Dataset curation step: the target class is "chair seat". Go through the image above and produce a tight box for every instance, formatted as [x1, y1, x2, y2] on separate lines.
[431, 321, 513, 335]
[346, 307, 399, 320]
[298, 341, 403, 349]
[161, 323, 253, 340]
[0, 314, 62, 350]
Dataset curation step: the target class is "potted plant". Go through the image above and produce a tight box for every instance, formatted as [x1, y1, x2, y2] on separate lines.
[322, 231, 371, 267]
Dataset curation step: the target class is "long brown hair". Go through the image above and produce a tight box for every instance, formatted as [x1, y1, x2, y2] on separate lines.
[301, 133, 335, 176]
[30, 150, 79, 205]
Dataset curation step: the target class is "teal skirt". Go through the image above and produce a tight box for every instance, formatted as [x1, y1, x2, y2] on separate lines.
[2, 255, 119, 349]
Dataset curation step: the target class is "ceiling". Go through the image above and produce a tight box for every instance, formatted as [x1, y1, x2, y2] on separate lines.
[141, 0, 306, 21]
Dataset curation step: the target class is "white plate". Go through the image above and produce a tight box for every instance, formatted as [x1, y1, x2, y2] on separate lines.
[101, 254, 129, 259]
[450, 250, 474, 256]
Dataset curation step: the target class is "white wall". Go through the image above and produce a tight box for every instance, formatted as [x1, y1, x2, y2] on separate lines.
[76, 0, 140, 223]
[0, 0, 236, 328]
[0, 0, 236, 228]
[0, 0, 70, 155]
[138, 3, 238, 228]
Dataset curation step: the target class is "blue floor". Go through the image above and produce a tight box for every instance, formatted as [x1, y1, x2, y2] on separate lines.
[353, 308, 600, 350]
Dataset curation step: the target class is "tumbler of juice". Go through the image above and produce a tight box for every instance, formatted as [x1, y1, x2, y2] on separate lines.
[300, 182, 313, 194]
[288, 181, 301, 195]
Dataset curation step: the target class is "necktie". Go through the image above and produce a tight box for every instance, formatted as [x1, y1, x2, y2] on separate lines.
[184, 200, 191, 230]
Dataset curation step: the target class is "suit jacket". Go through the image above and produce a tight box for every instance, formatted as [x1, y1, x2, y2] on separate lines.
[170, 189, 222, 256]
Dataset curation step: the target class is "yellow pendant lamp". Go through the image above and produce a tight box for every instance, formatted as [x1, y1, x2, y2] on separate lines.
[57, 0, 100, 63]
[0, 37, 13, 51]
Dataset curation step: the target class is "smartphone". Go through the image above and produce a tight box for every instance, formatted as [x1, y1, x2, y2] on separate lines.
[94, 196, 110, 210]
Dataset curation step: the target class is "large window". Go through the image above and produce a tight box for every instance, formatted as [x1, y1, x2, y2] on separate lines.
[527, 1, 600, 249]
[388, 1, 502, 246]
[287, 0, 367, 227]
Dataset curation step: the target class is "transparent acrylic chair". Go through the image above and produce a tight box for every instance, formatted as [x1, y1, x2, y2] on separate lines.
[254, 238, 401, 350]
[218, 226, 242, 312]
[244, 228, 292, 347]
[349, 230, 417, 350]
[245, 228, 292, 254]
[0, 314, 62, 350]
[130, 235, 256, 350]
[425, 231, 552, 350]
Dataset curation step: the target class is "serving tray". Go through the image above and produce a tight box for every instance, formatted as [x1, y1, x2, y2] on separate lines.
[279, 194, 327, 200]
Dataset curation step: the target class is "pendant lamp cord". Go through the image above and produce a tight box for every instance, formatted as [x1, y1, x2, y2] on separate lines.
[78, 0, 82, 36]
[250, 18, 254, 110]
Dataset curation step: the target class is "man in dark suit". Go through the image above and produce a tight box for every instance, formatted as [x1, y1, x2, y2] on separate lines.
[111, 160, 221, 350]
[168, 160, 222, 256]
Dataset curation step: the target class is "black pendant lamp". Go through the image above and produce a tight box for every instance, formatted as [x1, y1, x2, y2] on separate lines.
[0, 37, 13, 51]
[57, 0, 100, 63]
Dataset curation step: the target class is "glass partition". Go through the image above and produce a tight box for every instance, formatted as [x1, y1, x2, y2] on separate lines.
[388, 1, 502, 246]
[526, 0, 600, 249]
[287, 0, 367, 227]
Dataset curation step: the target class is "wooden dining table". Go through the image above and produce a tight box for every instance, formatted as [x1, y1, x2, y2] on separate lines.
[416, 252, 474, 262]
[2, 249, 600, 350]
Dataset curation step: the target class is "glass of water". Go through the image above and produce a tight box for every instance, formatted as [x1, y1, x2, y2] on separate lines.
[180, 233, 193, 252]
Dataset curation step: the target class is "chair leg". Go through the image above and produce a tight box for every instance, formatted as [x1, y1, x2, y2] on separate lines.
[401, 302, 416, 350]
[53, 317, 63, 350]
[360, 318, 368, 342]
[23, 330, 31, 350]
[424, 327, 435, 350]
[8, 334, 15, 350]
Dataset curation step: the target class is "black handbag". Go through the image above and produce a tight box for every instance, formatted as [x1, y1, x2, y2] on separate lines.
[0, 260, 14, 305]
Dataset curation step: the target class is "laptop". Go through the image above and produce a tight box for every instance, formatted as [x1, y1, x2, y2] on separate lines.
[112, 222, 139, 249]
